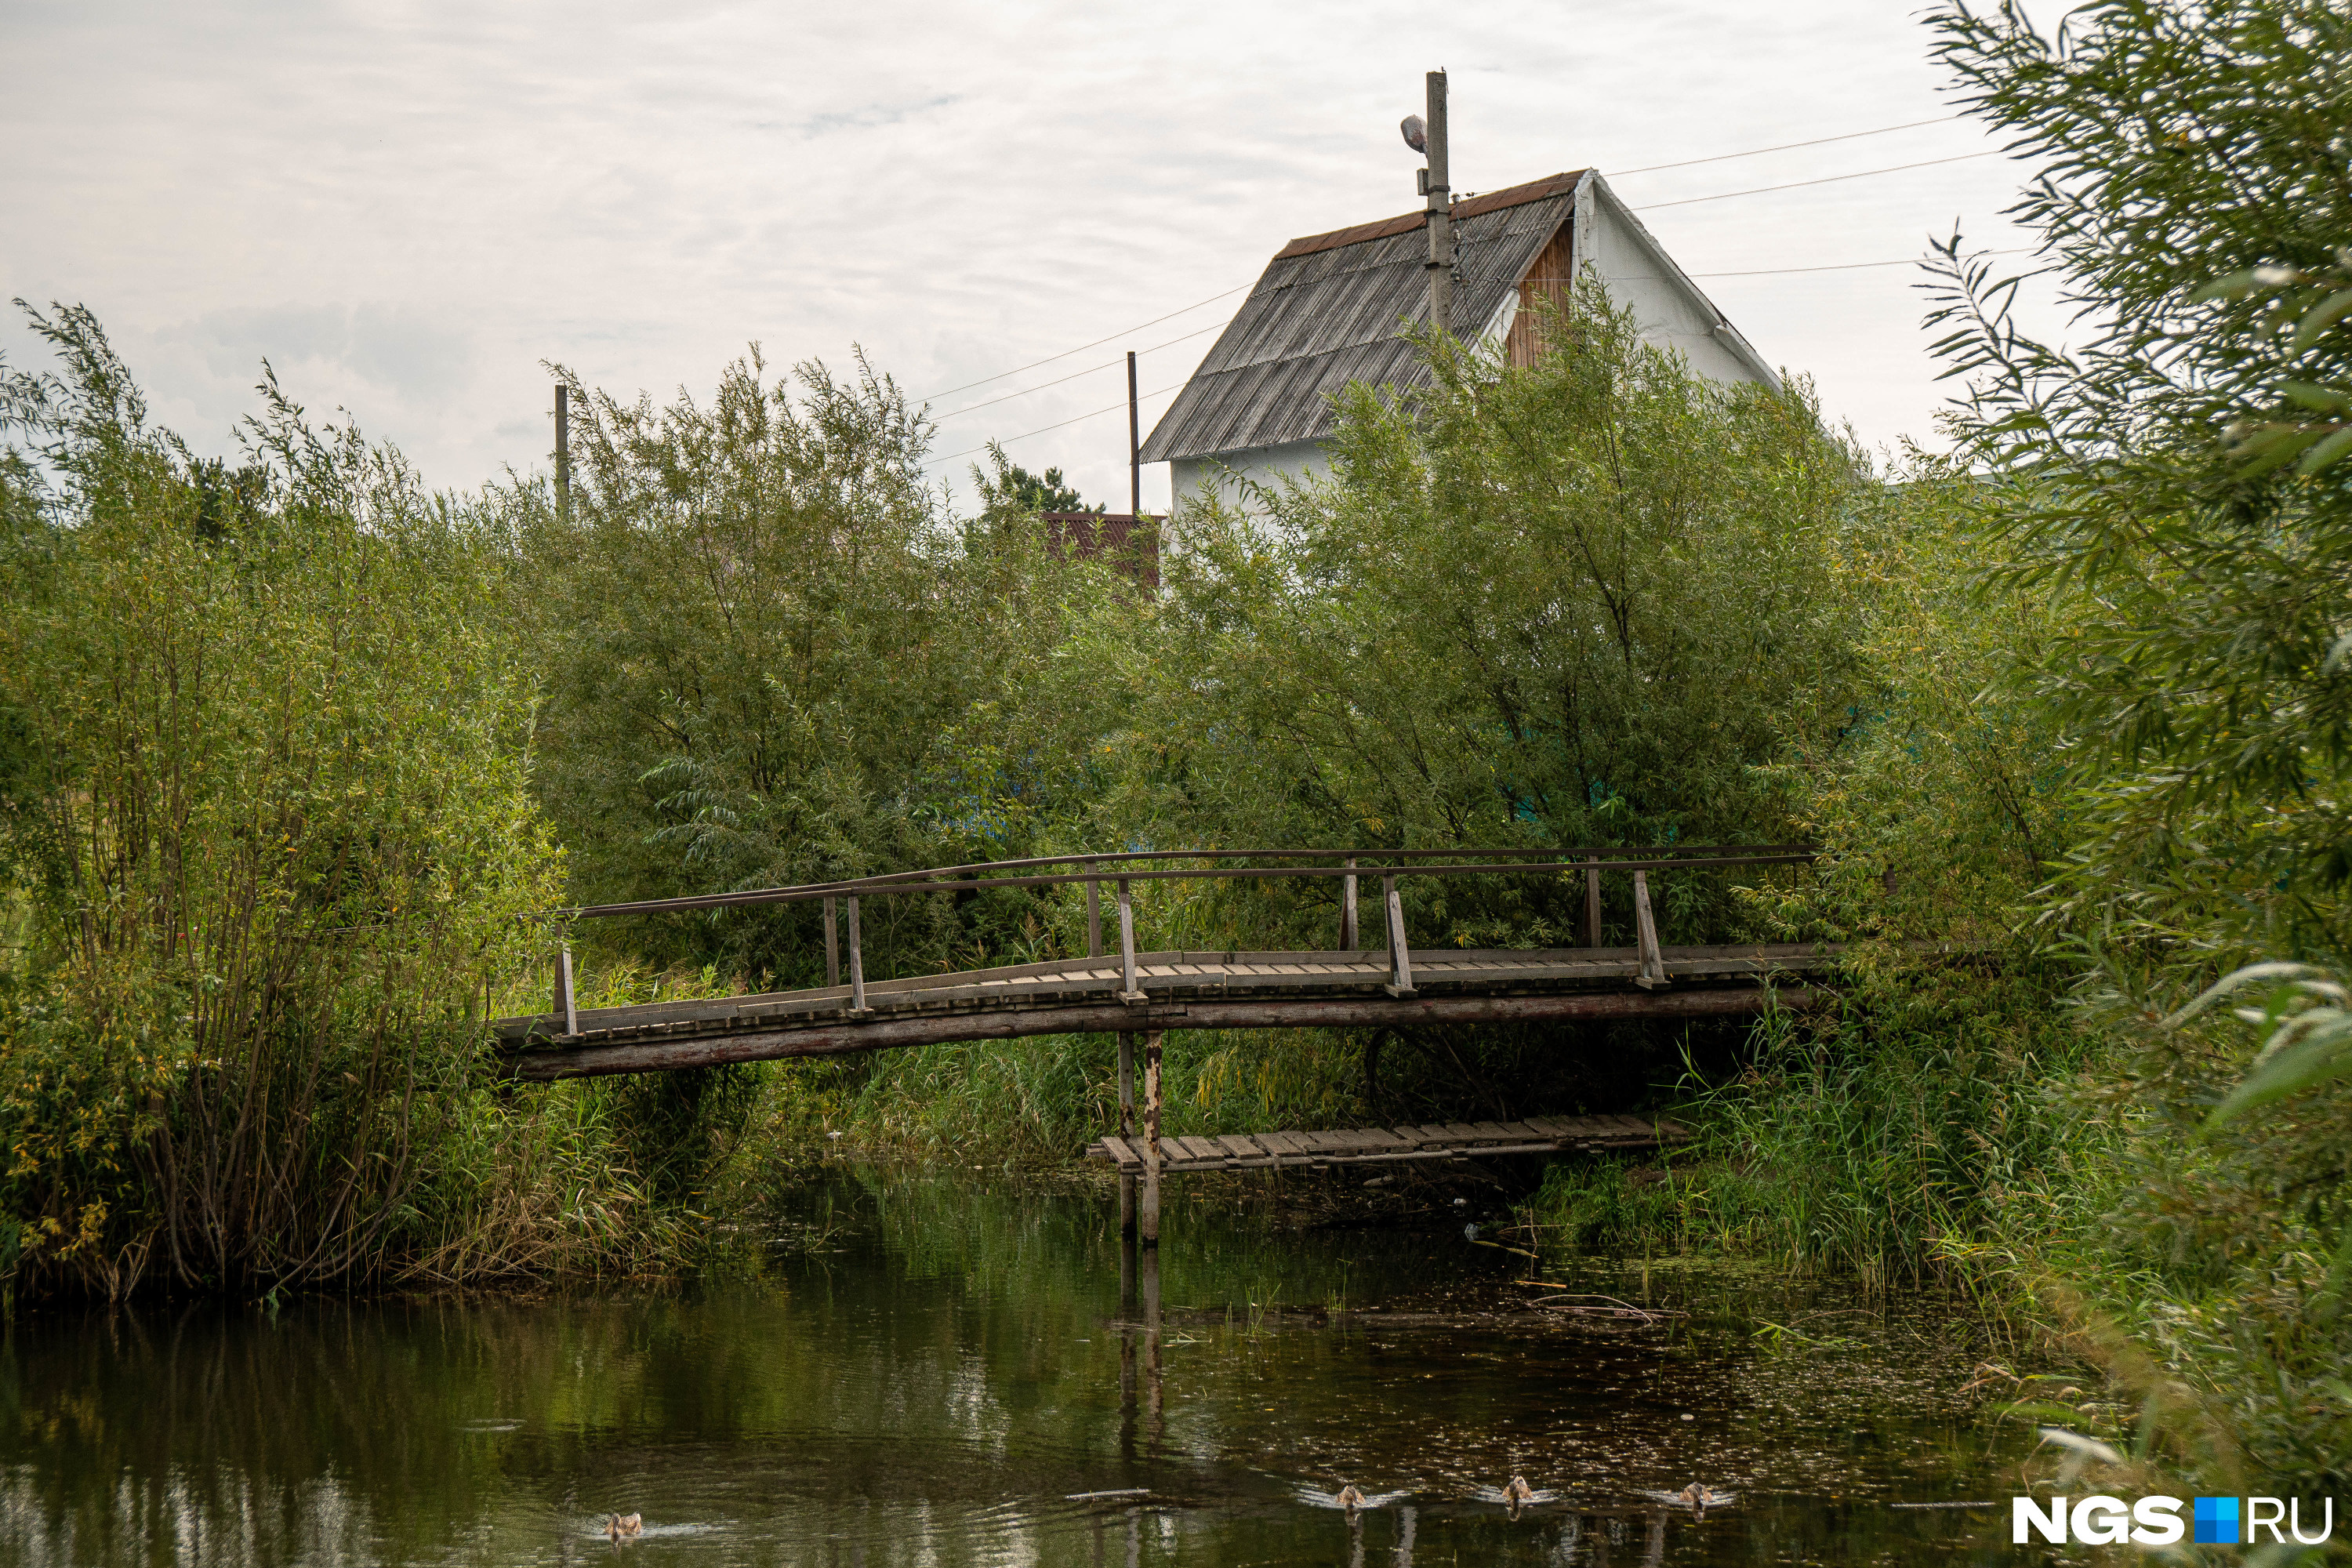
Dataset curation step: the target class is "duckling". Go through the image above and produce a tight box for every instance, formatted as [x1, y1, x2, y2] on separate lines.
[1502, 1475, 1537, 1508]
[1679, 1483, 1721, 1511]
[1334, 1484, 1367, 1512]
[606, 1513, 642, 1540]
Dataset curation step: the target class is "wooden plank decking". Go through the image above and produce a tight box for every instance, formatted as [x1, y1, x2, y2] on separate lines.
[1087, 1114, 1688, 1174]
[493, 942, 1832, 1080]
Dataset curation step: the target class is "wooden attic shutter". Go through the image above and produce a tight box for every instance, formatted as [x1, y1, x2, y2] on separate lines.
[1505, 220, 1576, 368]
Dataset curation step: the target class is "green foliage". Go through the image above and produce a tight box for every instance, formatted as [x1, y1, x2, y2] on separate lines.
[1928, 0, 2352, 967]
[513, 354, 1105, 985]
[970, 444, 1095, 520]
[1740, 458, 2068, 952]
[1078, 289, 1869, 953]
[0, 305, 673, 1297]
[1904, 0, 2352, 1486]
[751, 1028, 1367, 1167]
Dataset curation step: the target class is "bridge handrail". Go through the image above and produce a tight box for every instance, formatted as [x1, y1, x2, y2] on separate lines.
[559, 844, 1818, 920]
[530, 843, 1819, 1033]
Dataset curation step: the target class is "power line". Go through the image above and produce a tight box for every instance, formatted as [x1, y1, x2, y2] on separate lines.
[934, 245, 2040, 469]
[1686, 246, 2029, 278]
[914, 128, 2014, 462]
[913, 118, 1984, 417]
[1637, 151, 2005, 210]
[925, 383, 1186, 470]
[1610, 115, 1964, 177]
[914, 285, 1249, 403]
[930, 242, 2036, 465]
[934, 316, 1232, 423]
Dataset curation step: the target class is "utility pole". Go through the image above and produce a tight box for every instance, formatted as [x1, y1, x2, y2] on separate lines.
[1422, 69, 1453, 332]
[1126, 350, 1142, 516]
[554, 384, 572, 524]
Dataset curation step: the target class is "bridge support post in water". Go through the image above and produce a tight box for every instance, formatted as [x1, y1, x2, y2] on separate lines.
[1116, 1032, 1136, 1233]
[1140, 1030, 1163, 1244]
[1118, 1226, 1136, 1408]
[1140, 1236, 1163, 1438]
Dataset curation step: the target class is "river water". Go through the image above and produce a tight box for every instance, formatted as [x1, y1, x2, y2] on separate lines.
[0, 1167, 2037, 1565]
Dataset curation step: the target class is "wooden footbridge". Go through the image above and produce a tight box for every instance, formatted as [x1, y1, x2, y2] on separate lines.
[494, 845, 1828, 1240]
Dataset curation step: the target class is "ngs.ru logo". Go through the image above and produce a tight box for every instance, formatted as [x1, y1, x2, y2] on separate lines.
[2013, 1494, 2336, 1545]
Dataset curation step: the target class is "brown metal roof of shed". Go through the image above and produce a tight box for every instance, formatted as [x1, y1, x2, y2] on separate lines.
[1139, 172, 1587, 465]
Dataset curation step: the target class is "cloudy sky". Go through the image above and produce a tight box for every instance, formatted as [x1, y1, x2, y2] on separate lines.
[3, 1, 2057, 514]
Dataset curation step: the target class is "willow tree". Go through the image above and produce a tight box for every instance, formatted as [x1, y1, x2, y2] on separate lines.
[0, 306, 563, 1296]
[1927, 0, 2352, 1486]
[513, 350, 1102, 985]
[1112, 287, 1872, 948]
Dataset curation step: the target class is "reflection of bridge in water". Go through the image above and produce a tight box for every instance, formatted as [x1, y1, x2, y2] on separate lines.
[495, 845, 1832, 1242]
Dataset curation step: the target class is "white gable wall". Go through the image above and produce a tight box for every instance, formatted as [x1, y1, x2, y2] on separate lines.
[1577, 174, 1778, 390]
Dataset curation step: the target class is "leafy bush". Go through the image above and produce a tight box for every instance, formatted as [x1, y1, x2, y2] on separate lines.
[0, 307, 667, 1297]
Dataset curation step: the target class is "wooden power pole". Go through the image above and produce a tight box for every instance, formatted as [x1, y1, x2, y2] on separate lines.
[1127, 350, 1142, 516]
[554, 384, 572, 524]
[1424, 69, 1452, 332]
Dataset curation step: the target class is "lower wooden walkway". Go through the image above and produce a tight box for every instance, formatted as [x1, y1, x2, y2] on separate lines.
[1088, 1114, 1687, 1174]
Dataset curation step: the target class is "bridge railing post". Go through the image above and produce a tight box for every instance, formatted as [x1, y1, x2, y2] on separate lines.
[1584, 857, 1602, 948]
[846, 895, 870, 1014]
[1383, 875, 1416, 996]
[1632, 869, 1668, 989]
[824, 896, 840, 988]
[1341, 858, 1358, 951]
[1116, 878, 1143, 1003]
[554, 942, 578, 1036]
[1087, 877, 1102, 960]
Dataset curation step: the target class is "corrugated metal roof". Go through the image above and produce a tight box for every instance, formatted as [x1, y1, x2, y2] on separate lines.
[1140, 172, 1585, 464]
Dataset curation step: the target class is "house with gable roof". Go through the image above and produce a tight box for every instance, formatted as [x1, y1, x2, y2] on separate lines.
[1138, 169, 1777, 509]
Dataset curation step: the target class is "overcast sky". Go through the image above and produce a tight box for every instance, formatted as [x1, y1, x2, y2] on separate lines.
[2, 1, 2057, 514]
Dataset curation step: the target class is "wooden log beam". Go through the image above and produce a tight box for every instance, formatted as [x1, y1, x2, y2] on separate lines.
[499, 985, 1821, 1080]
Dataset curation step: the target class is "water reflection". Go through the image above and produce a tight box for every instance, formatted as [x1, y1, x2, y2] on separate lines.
[0, 1167, 2029, 1564]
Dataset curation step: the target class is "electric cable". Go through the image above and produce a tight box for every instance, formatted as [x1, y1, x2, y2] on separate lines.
[930, 242, 2034, 464]
[924, 383, 1187, 470]
[915, 128, 2016, 461]
[1686, 247, 2028, 278]
[916, 122, 1976, 406]
[932, 317, 1232, 423]
[914, 285, 1248, 402]
[1609, 115, 1963, 176]
[1635, 150, 2005, 209]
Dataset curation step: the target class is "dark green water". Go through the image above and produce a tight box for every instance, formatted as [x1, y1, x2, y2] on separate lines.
[0, 1169, 2033, 1565]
